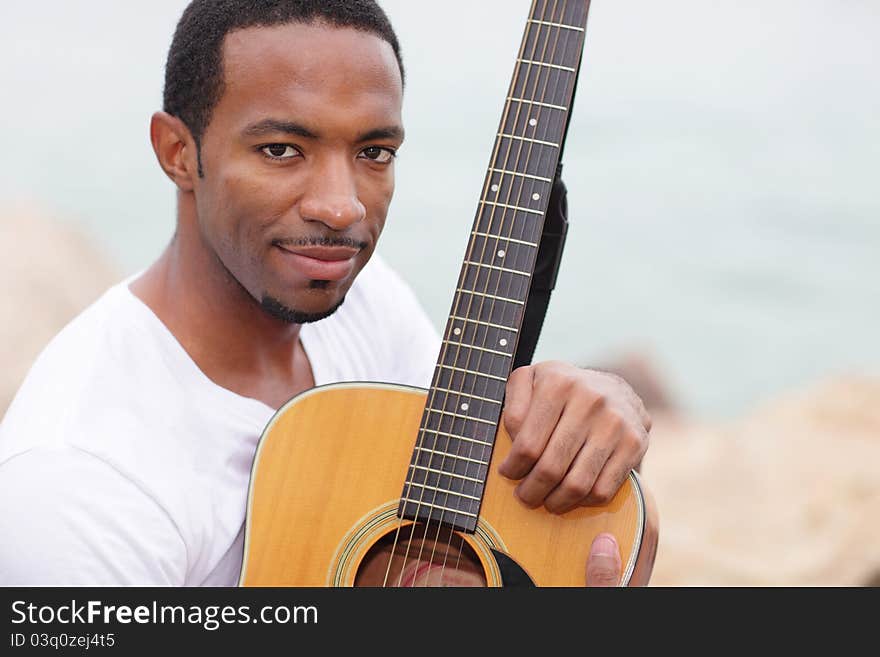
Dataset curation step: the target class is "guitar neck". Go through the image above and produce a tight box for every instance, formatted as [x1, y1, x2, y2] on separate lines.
[401, 0, 591, 532]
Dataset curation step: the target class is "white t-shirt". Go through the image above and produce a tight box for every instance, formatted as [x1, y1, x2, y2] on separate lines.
[0, 254, 441, 586]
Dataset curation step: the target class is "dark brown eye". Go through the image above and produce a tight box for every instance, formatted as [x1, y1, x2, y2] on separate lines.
[262, 144, 297, 159]
[360, 146, 395, 163]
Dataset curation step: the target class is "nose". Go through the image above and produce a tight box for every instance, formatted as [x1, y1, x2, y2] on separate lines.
[299, 155, 367, 230]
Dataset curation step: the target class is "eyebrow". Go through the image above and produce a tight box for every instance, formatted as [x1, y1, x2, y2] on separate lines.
[242, 119, 404, 143]
[356, 126, 405, 143]
[242, 119, 318, 139]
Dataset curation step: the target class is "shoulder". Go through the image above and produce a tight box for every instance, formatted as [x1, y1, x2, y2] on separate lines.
[0, 277, 198, 462]
[0, 282, 127, 457]
[0, 445, 186, 585]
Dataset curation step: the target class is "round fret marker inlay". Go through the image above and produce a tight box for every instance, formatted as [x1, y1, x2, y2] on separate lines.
[532, 193, 541, 201]
[461, 403, 469, 411]
[490, 184, 499, 192]
[500, 339, 508, 347]
[497, 249, 506, 258]
[529, 118, 538, 127]
[453, 327, 461, 336]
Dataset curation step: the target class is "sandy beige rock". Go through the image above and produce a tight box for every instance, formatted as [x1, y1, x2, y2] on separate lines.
[642, 375, 880, 586]
[0, 203, 120, 417]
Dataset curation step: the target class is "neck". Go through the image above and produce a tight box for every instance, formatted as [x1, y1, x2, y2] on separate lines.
[129, 193, 311, 408]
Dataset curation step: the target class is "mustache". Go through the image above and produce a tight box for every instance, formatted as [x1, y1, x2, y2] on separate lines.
[272, 236, 369, 250]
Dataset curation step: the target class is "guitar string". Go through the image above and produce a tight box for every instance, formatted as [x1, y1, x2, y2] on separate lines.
[381, 0, 581, 586]
[426, 0, 563, 585]
[382, 0, 543, 587]
[411, 0, 577, 586]
[427, 0, 585, 586]
[424, 0, 582, 587]
[431, 0, 576, 586]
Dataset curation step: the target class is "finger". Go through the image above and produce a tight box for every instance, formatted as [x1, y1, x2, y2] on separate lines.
[512, 407, 589, 509]
[580, 445, 636, 507]
[585, 533, 621, 587]
[500, 365, 534, 439]
[543, 410, 623, 513]
[542, 433, 611, 514]
[498, 384, 565, 481]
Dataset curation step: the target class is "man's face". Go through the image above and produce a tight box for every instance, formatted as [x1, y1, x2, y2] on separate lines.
[192, 21, 404, 322]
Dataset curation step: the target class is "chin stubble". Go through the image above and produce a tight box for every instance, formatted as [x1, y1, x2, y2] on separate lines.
[260, 293, 347, 324]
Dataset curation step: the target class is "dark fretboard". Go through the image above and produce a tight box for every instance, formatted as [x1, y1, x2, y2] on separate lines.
[399, 0, 592, 532]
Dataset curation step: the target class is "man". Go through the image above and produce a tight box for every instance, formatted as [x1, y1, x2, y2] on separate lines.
[0, 0, 653, 586]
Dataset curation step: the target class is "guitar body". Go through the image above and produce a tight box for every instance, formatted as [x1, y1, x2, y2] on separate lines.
[240, 382, 658, 587]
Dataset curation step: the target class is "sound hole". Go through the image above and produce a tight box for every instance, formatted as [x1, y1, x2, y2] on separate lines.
[354, 523, 488, 587]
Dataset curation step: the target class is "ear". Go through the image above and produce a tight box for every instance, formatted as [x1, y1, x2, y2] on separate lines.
[150, 111, 200, 192]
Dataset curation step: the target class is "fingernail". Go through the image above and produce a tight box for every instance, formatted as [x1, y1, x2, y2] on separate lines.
[593, 534, 617, 557]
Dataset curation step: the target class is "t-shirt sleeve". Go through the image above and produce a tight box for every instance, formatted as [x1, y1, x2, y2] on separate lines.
[0, 446, 187, 586]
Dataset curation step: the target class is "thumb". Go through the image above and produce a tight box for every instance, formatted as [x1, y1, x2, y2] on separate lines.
[585, 533, 622, 587]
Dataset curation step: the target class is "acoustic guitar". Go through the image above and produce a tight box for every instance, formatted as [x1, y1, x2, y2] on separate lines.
[240, 0, 658, 587]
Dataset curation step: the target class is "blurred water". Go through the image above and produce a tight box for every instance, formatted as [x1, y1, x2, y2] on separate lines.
[1, 0, 878, 420]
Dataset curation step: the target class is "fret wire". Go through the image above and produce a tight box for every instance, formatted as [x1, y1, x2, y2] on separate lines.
[430, 4, 579, 521]
[421, 428, 493, 447]
[547, 1, 591, 28]
[471, 6, 554, 361]
[517, 57, 576, 73]
[399, 499, 478, 519]
[483, 1, 571, 329]
[429, 386, 503, 406]
[468, 4, 539, 394]
[452, 13, 544, 461]
[528, 18, 584, 32]
[501, 113, 568, 143]
[463, 259, 531, 277]
[507, 96, 568, 112]
[412, 2, 573, 529]
[477, 7, 560, 352]
[470, 231, 538, 248]
[534, 2, 588, 29]
[426, 407, 498, 426]
[455, 288, 525, 306]
[414, 445, 489, 466]
[488, 167, 552, 183]
[481, 18, 542, 359]
[409, 464, 485, 485]
[498, 132, 560, 149]
[449, 314, 519, 333]
[434, 1, 573, 480]
[436, 363, 507, 382]
[464, 1, 560, 401]
[479, 200, 543, 216]
[404, 482, 482, 502]
[412, 0, 588, 529]
[442, 340, 512, 358]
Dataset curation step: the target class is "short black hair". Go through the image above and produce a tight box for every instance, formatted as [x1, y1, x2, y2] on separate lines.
[163, 0, 404, 173]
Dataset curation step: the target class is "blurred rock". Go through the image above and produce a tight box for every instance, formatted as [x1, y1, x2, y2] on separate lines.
[642, 375, 880, 586]
[0, 203, 120, 417]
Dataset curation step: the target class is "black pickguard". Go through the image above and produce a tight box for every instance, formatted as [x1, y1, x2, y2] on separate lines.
[492, 549, 536, 587]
